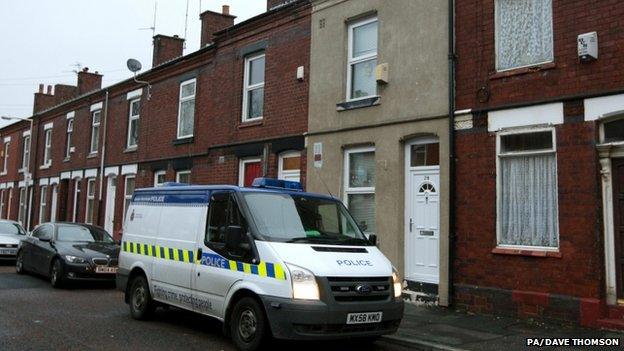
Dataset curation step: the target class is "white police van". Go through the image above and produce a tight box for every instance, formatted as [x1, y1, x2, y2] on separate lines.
[117, 178, 403, 351]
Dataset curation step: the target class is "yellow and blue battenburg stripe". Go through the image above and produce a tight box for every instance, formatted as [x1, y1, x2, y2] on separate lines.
[122, 241, 287, 280]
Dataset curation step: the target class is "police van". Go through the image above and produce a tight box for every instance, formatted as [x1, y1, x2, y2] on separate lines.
[116, 178, 403, 351]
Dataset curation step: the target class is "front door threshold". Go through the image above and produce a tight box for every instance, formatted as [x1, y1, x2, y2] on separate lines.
[404, 280, 439, 305]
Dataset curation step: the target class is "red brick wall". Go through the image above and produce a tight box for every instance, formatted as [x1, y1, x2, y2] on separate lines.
[456, 0, 624, 111]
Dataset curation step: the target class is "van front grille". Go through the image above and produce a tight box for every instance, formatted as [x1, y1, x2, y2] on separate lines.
[326, 276, 391, 302]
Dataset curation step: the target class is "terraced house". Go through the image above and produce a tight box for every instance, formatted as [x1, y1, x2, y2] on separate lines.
[0, 0, 311, 239]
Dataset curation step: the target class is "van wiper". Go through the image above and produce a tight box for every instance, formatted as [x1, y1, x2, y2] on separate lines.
[286, 236, 334, 243]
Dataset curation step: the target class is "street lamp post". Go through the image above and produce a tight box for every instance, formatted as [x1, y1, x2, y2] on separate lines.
[1, 116, 34, 230]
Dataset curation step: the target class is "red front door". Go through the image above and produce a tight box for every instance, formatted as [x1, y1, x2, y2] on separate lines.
[243, 161, 262, 187]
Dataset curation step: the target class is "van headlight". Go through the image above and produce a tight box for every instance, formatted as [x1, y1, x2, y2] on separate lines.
[285, 263, 320, 300]
[392, 268, 403, 298]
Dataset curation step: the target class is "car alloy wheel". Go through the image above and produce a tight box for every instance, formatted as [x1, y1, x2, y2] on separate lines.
[238, 309, 257, 342]
[50, 259, 64, 288]
[15, 251, 24, 274]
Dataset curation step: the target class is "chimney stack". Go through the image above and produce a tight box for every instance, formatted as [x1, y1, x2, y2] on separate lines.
[54, 84, 78, 105]
[77, 67, 103, 95]
[152, 34, 185, 67]
[33, 84, 55, 114]
[267, 0, 295, 10]
[199, 6, 236, 47]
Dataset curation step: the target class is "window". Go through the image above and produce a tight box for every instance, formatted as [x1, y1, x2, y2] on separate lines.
[123, 175, 135, 224]
[205, 192, 250, 260]
[242, 52, 265, 122]
[177, 79, 196, 139]
[72, 179, 81, 222]
[410, 143, 440, 167]
[85, 179, 96, 224]
[127, 98, 140, 148]
[278, 151, 301, 182]
[90, 110, 101, 154]
[39, 185, 47, 224]
[602, 118, 624, 143]
[0, 189, 5, 219]
[7, 188, 12, 219]
[18, 187, 26, 225]
[154, 170, 167, 187]
[176, 170, 191, 184]
[21, 135, 30, 170]
[497, 128, 558, 248]
[2, 141, 9, 174]
[66, 117, 74, 158]
[344, 148, 376, 233]
[42, 129, 52, 166]
[239, 158, 262, 187]
[347, 17, 378, 101]
[495, 0, 553, 71]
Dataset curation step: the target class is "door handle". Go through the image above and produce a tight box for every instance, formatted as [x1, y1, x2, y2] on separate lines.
[196, 248, 202, 262]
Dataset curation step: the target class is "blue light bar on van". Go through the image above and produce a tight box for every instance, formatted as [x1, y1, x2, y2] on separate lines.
[251, 178, 304, 191]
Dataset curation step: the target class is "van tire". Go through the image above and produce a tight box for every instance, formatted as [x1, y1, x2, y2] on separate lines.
[230, 297, 269, 351]
[129, 275, 155, 320]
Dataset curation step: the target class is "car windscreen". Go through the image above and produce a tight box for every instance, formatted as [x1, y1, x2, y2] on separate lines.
[0, 222, 25, 235]
[56, 226, 114, 243]
[242, 192, 370, 245]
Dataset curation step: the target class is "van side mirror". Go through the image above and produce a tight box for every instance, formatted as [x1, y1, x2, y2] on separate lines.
[225, 225, 245, 252]
[368, 234, 377, 246]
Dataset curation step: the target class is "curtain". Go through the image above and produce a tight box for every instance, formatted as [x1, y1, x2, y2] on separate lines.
[496, 0, 553, 71]
[500, 153, 558, 247]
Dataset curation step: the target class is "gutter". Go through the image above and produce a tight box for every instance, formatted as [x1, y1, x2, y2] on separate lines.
[447, 0, 456, 306]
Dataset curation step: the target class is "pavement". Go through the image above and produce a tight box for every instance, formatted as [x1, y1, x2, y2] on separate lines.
[0, 263, 410, 351]
[382, 302, 624, 350]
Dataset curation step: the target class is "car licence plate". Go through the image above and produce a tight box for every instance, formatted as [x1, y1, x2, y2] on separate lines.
[346, 312, 383, 325]
[95, 266, 118, 274]
[0, 248, 16, 255]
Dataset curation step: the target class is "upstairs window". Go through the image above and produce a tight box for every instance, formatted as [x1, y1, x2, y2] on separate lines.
[127, 98, 140, 149]
[90, 110, 101, 154]
[66, 118, 74, 158]
[42, 128, 52, 166]
[347, 17, 378, 101]
[2, 140, 10, 174]
[21, 135, 30, 170]
[242, 52, 265, 122]
[177, 79, 196, 139]
[496, 0, 553, 71]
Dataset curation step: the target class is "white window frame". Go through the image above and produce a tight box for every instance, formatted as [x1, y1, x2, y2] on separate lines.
[90, 110, 101, 154]
[2, 141, 10, 175]
[241, 52, 266, 123]
[0, 189, 5, 219]
[343, 147, 376, 233]
[176, 170, 191, 184]
[494, 0, 554, 72]
[85, 178, 96, 224]
[7, 188, 13, 219]
[127, 98, 140, 149]
[238, 157, 262, 187]
[154, 170, 167, 187]
[72, 179, 81, 222]
[346, 17, 378, 102]
[123, 175, 135, 225]
[495, 126, 559, 250]
[42, 129, 52, 167]
[39, 185, 47, 224]
[66, 118, 74, 158]
[177, 78, 196, 139]
[278, 151, 301, 182]
[18, 187, 26, 225]
[21, 135, 30, 171]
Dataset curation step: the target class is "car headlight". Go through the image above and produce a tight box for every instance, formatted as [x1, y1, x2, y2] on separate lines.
[65, 255, 87, 263]
[285, 263, 320, 300]
[392, 268, 403, 298]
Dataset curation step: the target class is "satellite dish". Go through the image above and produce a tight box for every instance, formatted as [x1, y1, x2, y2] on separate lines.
[126, 59, 143, 73]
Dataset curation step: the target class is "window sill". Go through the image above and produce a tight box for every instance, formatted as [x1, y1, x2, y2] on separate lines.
[87, 153, 98, 158]
[238, 119, 264, 129]
[39, 164, 51, 170]
[172, 137, 194, 146]
[124, 147, 138, 153]
[492, 247, 562, 258]
[337, 96, 381, 112]
[0, 172, 7, 176]
[18, 168, 26, 174]
[63, 157, 71, 163]
[490, 62, 556, 80]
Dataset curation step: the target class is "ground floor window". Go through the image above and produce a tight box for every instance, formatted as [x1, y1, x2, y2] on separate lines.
[278, 151, 301, 182]
[39, 185, 47, 224]
[497, 128, 559, 248]
[239, 158, 262, 187]
[72, 179, 81, 222]
[0, 189, 4, 219]
[176, 170, 191, 184]
[85, 179, 96, 224]
[18, 187, 27, 225]
[154, 170, 166, 186]
[123, 175, 135, 224]
[344, 147, 376, 234]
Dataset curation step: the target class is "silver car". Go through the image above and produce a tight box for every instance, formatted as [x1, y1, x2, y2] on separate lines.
[0, 220, 27, 260]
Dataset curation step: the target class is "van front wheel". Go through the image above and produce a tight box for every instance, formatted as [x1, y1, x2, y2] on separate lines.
[129, 275, 155, 320]
[230, 297, 269, 351]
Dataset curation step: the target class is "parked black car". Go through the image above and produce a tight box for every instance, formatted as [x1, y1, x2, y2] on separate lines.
[16, 222, 120, 288]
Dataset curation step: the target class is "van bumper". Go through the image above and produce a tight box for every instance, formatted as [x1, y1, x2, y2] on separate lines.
[259, 295, 403, 340]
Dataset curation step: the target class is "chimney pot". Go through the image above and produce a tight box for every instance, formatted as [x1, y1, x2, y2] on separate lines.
[46, 85, 52, 94]
[82, 67, 89, 72]
[222, 5, 230, 15]
[38, 84, 44, 93]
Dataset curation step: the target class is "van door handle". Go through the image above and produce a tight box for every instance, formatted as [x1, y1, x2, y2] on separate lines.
[197, 248, 202, 262]
[409, 218, 413, 232]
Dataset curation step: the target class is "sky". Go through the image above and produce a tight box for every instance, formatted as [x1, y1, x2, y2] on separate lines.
[0, 0, 267, 127]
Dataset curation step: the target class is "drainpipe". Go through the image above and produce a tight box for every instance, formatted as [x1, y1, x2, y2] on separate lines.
[98, 90, 109, 224]
[447, 0, 456, 306]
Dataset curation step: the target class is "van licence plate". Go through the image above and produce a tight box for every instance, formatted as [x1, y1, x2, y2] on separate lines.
[347, 312, 383, 324]
[0, 248, 16, 255]
[95, 266, 118, 274]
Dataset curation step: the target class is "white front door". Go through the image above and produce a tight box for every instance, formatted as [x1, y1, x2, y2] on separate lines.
[105, 177, 116, 234]
[50, 185, 58, 222]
